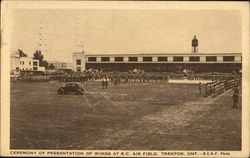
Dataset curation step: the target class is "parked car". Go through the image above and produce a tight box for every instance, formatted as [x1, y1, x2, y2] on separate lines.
[58, 83, 84, 95]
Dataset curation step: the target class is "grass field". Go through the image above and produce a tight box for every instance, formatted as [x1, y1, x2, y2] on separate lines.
[10, 81, 241, 150]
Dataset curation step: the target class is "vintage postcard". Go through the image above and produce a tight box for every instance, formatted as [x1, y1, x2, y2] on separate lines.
[1, 1, 249, 157]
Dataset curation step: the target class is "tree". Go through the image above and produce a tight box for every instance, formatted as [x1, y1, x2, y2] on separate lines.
[33, 50, 50, 69]
[48, 63, 55, 69]
[40, 60, 49, 69]
[33, 50, 44, 65]
[17, 49, 27, 57]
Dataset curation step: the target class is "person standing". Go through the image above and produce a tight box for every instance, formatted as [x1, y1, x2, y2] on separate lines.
[125, 75, 128, 83]
[105, 78, 108, 89]
[114, 77, 117, 86]
[101, 78, 105, 89]
[233, 87, 239, 109]
[117, 76, 121, 85]
[199, 82, 202, 94]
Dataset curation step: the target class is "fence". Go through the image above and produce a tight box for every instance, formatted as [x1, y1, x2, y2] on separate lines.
[205, 76, 241, 97]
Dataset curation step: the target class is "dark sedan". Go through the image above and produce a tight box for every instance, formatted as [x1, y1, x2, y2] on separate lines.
[58, 83, 84, 95]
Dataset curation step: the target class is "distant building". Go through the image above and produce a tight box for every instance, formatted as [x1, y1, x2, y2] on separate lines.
[10, 52, 45, 75]
[72, 52, 86, 72]
[19, 57, 39, 71]
[48, 61, 73, 70]
[72, 37, 242, 73]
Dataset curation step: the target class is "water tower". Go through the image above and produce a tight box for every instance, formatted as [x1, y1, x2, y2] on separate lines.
[192, 35, 198, 54]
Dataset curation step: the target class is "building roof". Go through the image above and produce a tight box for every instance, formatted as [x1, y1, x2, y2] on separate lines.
[85, 52, 242, 56]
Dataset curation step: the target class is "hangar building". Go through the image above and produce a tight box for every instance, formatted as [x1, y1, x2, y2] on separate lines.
[72, 52, 242, 73]
[72, 36, 242, 73]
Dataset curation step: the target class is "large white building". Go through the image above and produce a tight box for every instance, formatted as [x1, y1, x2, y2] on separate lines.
[10, 53, 45, 75]
[72, 51, 242, 73]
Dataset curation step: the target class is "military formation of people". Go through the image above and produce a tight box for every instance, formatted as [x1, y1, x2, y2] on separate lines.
[12, 68, 241, 108]
[14, 68, 240, 84]
[57, 71, 171, 83]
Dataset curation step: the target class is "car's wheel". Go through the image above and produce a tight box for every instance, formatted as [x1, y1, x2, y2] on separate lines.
[74, 90, 79, 95]
[81, 89, 85, 95]
[58, 89, 64, 95]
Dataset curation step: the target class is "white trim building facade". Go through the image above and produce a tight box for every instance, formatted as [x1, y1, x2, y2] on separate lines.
[72, 52, 242, 72]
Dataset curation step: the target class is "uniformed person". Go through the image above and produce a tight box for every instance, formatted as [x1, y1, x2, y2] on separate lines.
[105, 78, 108, 89]
[101, 78, 105, 89]
[114, 77, 118, 86]
[199, 82, 202, 94]
[117, 76, 121, 84]
[232, 87, 239, 109]
[125, 75, 128, 83]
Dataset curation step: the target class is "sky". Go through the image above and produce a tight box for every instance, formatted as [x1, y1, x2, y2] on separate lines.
[11, 9, 242, 61]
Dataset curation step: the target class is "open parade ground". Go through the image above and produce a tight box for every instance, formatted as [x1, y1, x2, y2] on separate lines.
[10, 81, 241, 150]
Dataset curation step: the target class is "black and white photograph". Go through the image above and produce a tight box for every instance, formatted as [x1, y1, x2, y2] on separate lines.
[1, 1, 249, 157]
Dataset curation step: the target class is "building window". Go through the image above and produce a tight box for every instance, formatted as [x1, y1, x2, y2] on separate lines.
[76, 67, 81, 72]
[158, 57, 168, 62]
[206, 56, 217, 62]
[33, 61, 38, 66]
[29, 61, 31, 65]
[143, 57, 152, 62]
[76, 59, 81, 65]
[23, 61, 25, 65]
[61, 63, 67, 67]
[33, 67, 37, 70]
[189, 56, 200, 62]
[223, 56, 235, 62]
[115, 57, 124, 62]
[128, 57, 138, 62]
[88, 57, 97, 62]
[173, 56, 184, 62]
[20, 61, 22, 65]
[101, 57, 110, 62]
